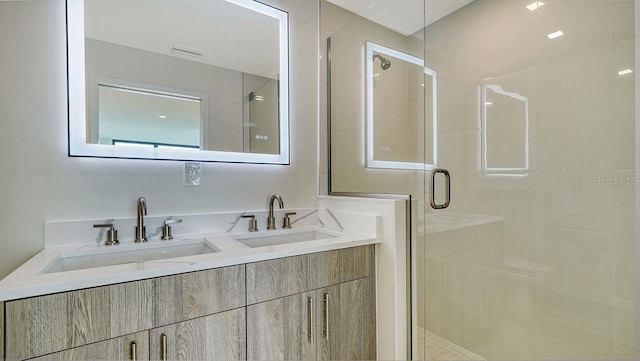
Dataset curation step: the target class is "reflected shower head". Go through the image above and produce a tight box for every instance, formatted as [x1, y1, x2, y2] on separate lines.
[373, 54, 391, 70]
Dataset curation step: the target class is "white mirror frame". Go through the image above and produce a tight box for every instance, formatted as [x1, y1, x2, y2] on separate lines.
[365, 41, 437, 171]
[67, 0, 290, 164]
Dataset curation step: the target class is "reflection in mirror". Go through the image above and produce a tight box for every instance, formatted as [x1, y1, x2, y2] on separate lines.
[482, 83, 529, 176]
[67, 0, 289, 163]
[366, 42, 437, 170]
[245, 77, 280, 154]
[92, 80, 207, 150]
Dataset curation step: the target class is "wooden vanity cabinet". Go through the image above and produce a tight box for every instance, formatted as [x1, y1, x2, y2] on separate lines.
[316, 278, 376, 361]
[153, 265, 245, 327]
[149, 265, 246, 361]
[313, 246, 376, 360]
[246, 253, 310, 305]
[1, 245, 376, 361]
[246, 245, 376, 361]
[149, 308, 246, 361]
[29, 331, 149, 361]
[4, 280, 154, 360]
[247, 290, 317, 360]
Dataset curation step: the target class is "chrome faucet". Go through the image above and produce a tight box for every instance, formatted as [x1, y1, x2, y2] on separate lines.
[135, 197, 148, 242]
[267, 194, 284, 230]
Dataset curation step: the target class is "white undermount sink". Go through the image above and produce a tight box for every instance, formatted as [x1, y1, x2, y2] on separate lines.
[40, 238, 219, 274]
[234, 230, 337, 248]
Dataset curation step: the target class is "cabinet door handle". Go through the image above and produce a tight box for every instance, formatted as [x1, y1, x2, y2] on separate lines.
[130, 341, 137, 361]
[161, 333, 168, 361]
[307, 296, 314, 345]
[323, 293, 330, 341]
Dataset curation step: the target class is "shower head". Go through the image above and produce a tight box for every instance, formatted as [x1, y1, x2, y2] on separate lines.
[373, 54, 391, 70]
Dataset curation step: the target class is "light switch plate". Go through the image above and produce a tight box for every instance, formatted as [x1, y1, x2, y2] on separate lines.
[184, 162, 201, 186]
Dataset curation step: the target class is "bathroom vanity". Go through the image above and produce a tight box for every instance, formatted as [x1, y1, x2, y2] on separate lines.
[0, 209, 379, 361]
[1, 246, 375, 361]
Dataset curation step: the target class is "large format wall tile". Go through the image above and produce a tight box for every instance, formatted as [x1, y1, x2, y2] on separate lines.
[538, 227, 615, 358]
[478, 268, 538, 360]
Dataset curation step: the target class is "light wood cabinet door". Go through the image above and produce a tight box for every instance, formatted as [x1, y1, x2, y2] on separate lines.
[309, 245, 373, 290]
[154, 265, 246, 327]
[150, 308, 246, 361]
[246, 255, 309, 305]
[246, 245, 375, 306]
[247, 246, 376, 361]
[30, 331, 149, 361]
[317, 278, 376, 361]
[5, 279, 153, 360]
[247, 291, 316, 360]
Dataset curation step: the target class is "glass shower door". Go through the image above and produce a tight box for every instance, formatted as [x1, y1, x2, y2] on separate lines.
[420, 0, 637, 360]
[322, 0, 637, 360]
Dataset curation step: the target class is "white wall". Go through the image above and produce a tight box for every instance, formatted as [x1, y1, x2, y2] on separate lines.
[0, 0, 319, 279]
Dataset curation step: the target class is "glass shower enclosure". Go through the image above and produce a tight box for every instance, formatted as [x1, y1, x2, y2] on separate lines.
[323, 0, 638, 360]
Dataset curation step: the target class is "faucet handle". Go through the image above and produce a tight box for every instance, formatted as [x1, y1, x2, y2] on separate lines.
[93, 223, 119, 246]
[283, 212, 297, 229]
[242, 215, 259, 232]
[162, 219, 182, 241]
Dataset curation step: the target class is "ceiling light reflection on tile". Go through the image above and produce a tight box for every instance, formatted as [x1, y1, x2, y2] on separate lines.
[547, 30, 564, 39]
[526, 1, 545, 11]
[618, 69, 633, 76]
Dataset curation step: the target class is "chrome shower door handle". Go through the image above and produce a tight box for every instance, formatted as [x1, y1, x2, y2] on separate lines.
[430, 168, 451, 209]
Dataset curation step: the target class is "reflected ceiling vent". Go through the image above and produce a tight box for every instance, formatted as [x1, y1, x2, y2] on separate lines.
[171, 45, 205, 58]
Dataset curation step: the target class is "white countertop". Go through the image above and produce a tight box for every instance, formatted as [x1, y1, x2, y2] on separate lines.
[0, 225, 379, 302]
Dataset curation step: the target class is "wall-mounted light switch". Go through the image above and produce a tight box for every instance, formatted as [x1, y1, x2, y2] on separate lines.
[184, 162, 201, 186]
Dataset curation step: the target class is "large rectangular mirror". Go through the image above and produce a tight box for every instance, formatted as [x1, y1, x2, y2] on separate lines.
[67, 0, 289, 164]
